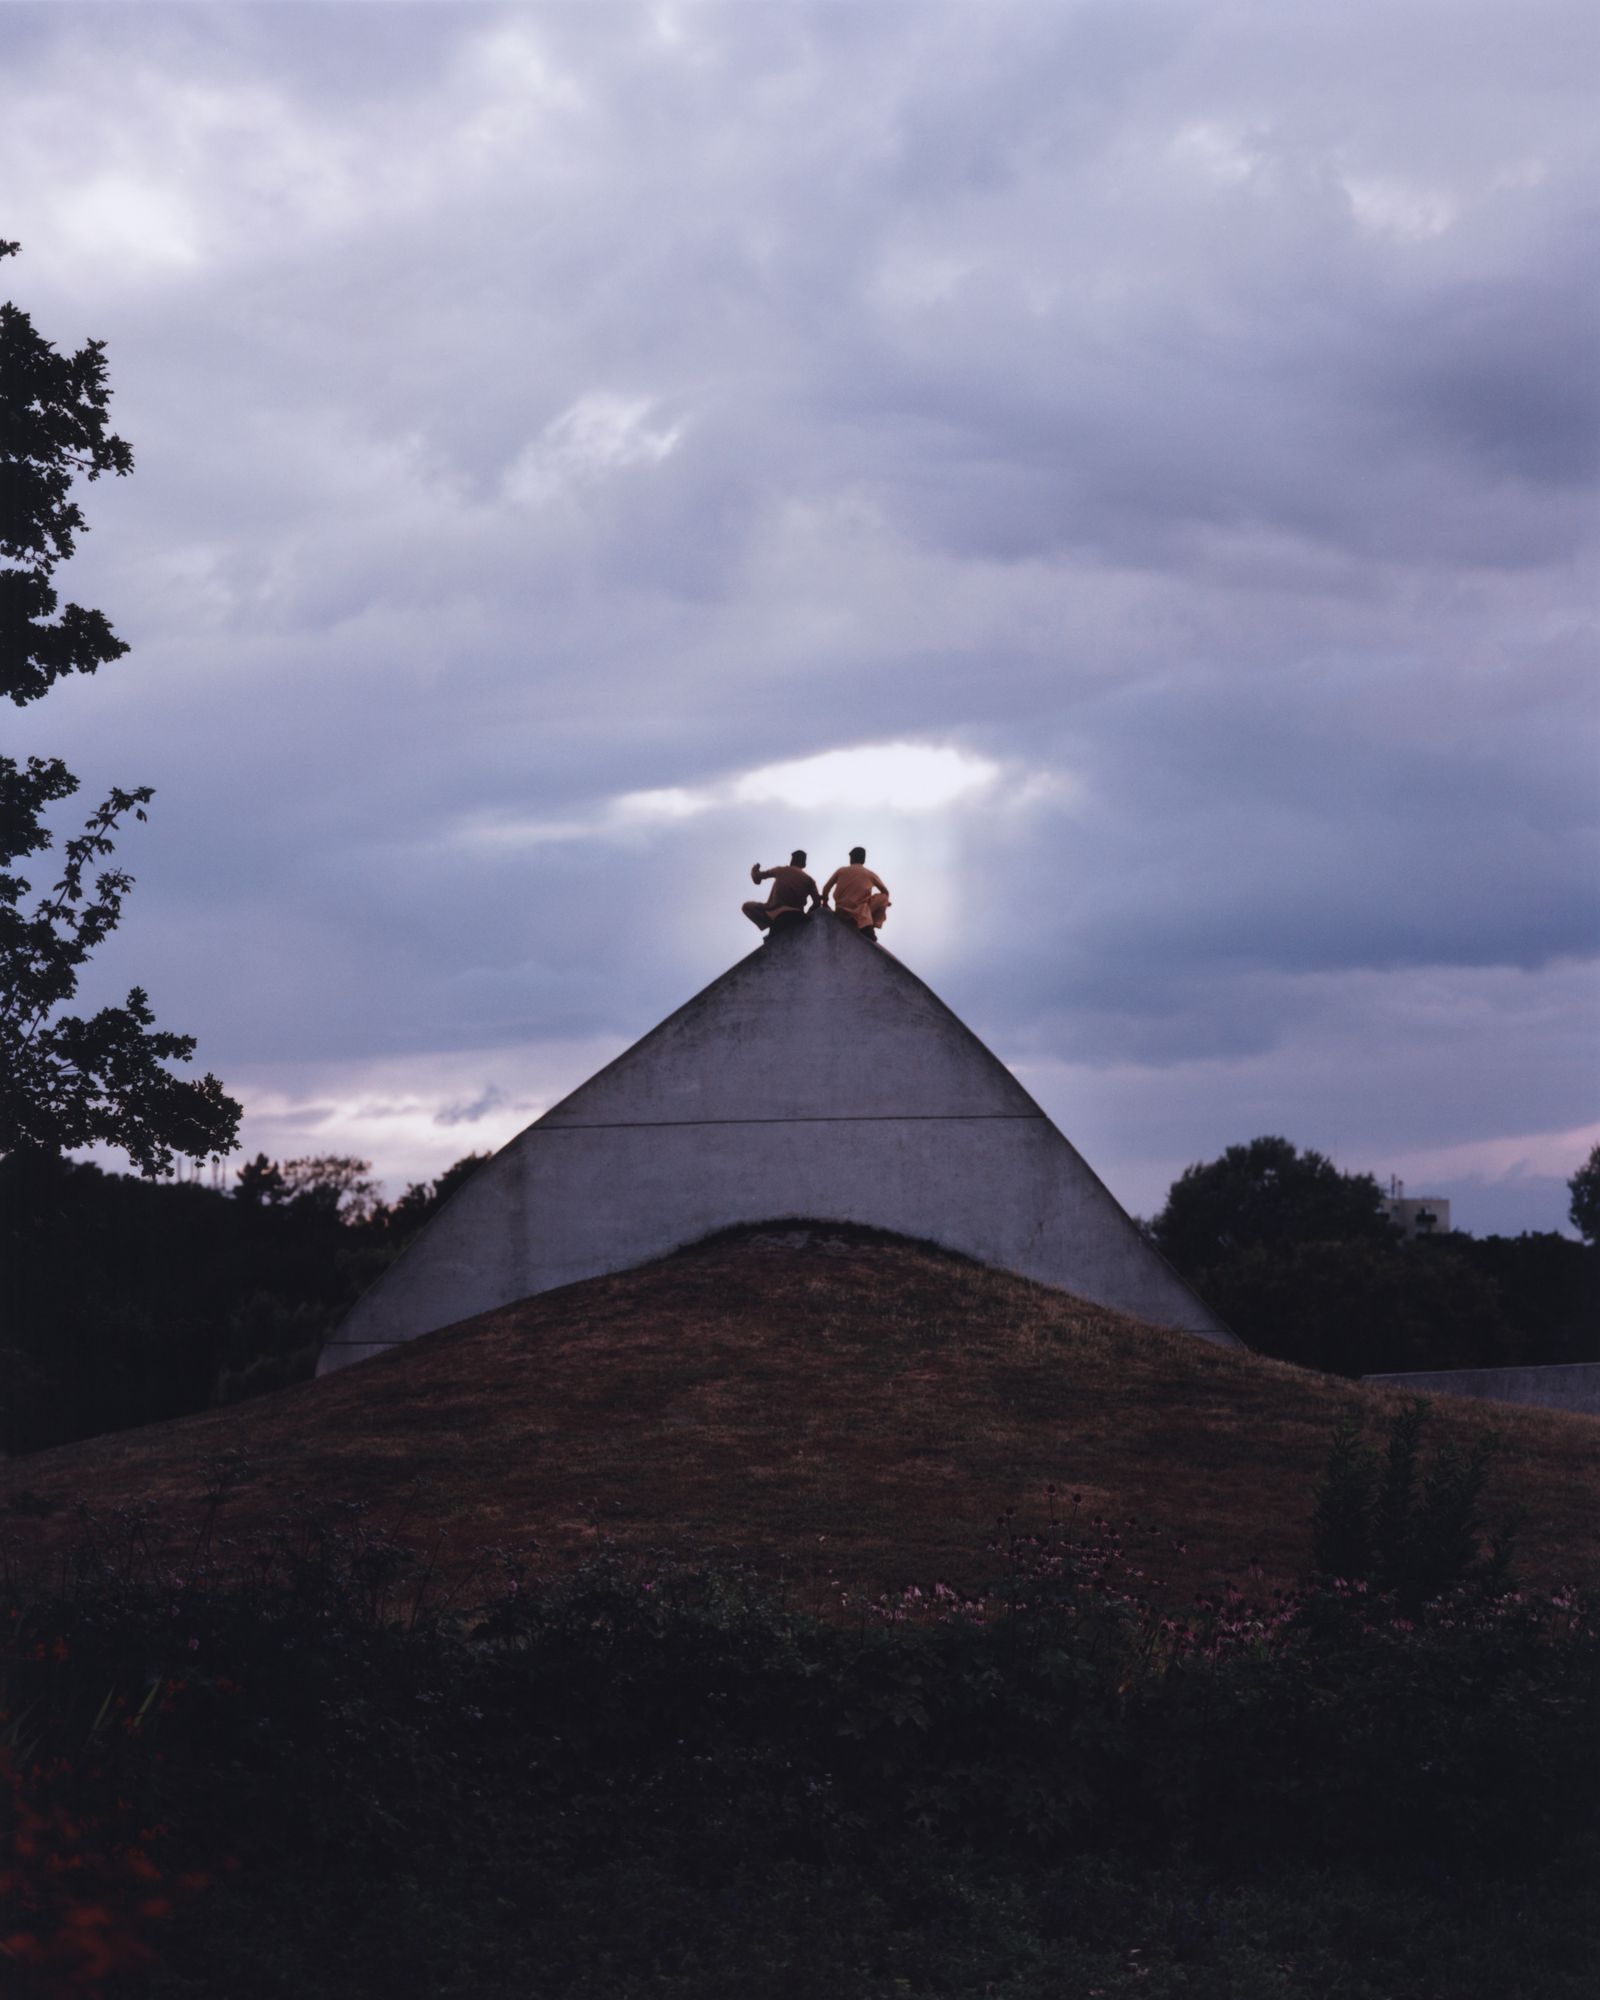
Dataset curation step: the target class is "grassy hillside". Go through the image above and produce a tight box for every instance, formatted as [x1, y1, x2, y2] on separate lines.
[5, 1229, 1598, 1999]
[7, 1228, 1596, 1596]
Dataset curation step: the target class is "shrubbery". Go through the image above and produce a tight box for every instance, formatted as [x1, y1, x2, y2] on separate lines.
[3, 1413, 1595, 1998]
[0, 1148, 489, 1452]
[1148, 1135, 1598, 1374]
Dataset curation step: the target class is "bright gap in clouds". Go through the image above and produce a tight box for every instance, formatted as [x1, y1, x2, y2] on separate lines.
[466, 742, 1007, 848]
[731, 742, 998, 814]
[620, 741, 1000, 823]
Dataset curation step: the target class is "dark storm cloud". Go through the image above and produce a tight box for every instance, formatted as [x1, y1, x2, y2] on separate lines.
[1378, 262, 1600, 488]
[2, 0, 1595, 1220]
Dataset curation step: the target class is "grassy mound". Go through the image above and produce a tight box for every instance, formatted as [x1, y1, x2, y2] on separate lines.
[6, 1232, 1595, 1599]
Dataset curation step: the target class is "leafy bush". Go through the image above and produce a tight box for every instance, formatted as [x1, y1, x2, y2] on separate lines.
[1197, 1234, 1516, 1375]
[0, 1150, 497, 1452]
[2, 1454, 1595, 1998]
[1311, 1398, 1514, 1608]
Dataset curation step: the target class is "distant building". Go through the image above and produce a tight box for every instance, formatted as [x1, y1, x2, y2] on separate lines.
[1380, 1177, 1450, 1239]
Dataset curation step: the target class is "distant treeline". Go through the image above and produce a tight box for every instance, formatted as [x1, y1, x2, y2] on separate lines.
[0, 1149, 487, 1454]
[1149, 1135, 1597, 1379]
[2, 1134, 1595, 1456]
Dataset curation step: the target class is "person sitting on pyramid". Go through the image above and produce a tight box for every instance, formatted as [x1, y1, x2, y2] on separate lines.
[742, 850, 821, 934]
[820, 847, 891, 940]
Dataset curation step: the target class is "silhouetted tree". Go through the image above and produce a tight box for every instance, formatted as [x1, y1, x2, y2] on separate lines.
[1147, 1136, 1594, 1376]
[279, 1155, 382, 1222]
[1199, 1235, 1515, 1377]
[1150, 1135, 1391, 1273]
[0, 1148, 401, 1451]
[0, 240, 238, 1174]
[386, 1152, 491, 1240]
[1453, 1231, 1597, 1365]
[1569, 1143, 1600, 1246]
[235, 1153, 386, 1220]
[0, 241, 130, 701]
[234, 1152, 289, 1205]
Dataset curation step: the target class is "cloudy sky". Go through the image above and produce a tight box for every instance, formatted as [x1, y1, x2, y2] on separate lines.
[5, 0, 1597, 1232]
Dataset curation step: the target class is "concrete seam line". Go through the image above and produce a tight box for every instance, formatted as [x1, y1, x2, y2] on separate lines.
[532, 1112, 1049, 1132]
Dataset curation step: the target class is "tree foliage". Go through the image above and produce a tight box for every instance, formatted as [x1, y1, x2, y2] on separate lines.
[0, 240, 238, 1174]
[275, 1154, 384, 1223]
[1455, 1230, 1597, 1365]
[1151, 1134, 1595, 1375]
[1569, 1143, 1600, 1246]
[384, 1150, 491, 1237]
[0, 1149, 490, 1451]
[1150, 1134, 1391, 1273]
[0, 240, 132, 706]
[1199, 1234, 1517, 1377]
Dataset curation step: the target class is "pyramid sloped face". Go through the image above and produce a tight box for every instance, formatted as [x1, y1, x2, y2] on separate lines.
[543, 912, 1037, 1127]
[321, 917, 1234, 1371]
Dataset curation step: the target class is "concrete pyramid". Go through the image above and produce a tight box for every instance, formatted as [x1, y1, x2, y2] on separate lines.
[319, 915, 1234, 1372]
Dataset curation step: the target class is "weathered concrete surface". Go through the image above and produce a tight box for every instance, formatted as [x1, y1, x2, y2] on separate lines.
[1363, 1362, 1600, 1417]
[319, 915, 1234, 1372]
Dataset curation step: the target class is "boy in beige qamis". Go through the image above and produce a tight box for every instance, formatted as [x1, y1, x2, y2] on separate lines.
[820, 847, 891, 940]
[742, 850, 822, 933]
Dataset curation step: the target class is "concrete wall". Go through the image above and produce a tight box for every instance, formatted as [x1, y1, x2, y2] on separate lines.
[1363, 1362, 1600, 1417]
[320, 914, 1234, 1372]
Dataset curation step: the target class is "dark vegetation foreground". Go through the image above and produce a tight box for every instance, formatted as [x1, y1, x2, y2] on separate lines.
[2, 1456, 1596, 2000]
[3, 1237, 1598, 1996]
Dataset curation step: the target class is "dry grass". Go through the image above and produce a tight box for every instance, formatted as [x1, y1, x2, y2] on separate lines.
[6, 1233, 1597, 1601]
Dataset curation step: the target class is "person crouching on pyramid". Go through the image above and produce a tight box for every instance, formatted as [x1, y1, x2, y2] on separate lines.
[743, 850, 821, 934]
[821, 847, 891, 941]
